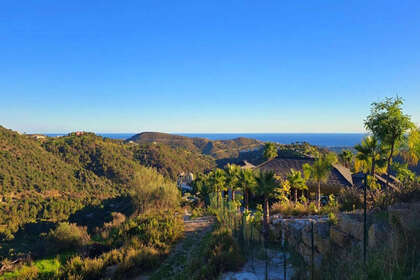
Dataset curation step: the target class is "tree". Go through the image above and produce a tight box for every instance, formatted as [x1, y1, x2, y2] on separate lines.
[255, 170, 279, 235]
[400, 127, 420, 166]
[238, 168, 257, 210]
[354, 136, 387, 177]
[286, 169, 308, 203]
[224, 164, 240, 201]
[208, 168, 226, 208]
[303, 152, 337, 208]
[338, 149, 353, 169]
[192, 173, 211, 203]
[364, 97, 414, 188]
[263, 142, 278, 160]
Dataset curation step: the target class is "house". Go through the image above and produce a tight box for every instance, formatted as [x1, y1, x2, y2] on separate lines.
[177, 172, 194, 193]
[255, 156, 353, 194]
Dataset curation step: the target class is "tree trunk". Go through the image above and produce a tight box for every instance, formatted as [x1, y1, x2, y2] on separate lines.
[263, 197, 270, 237]
[386, 141, 395, 190]
[245, 189, 249, 211]
[317, 181, 321, 208]
[216, 188, 220, 208]
[294, 189, 298, 203]
[371, 157, 375, 177]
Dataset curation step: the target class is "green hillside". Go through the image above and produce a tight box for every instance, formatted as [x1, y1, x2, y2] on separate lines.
[127, 132, 263, 159]
[0, 127, 120, 238]
[131, 143, 216, 179]
[0, 127, 180, 241]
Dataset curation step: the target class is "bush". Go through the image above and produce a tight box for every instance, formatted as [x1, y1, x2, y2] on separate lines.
[115, 246, 160, 276]
[187, 227, 245, 279]
[271, 201, 316, 217]
[61, 256, 105, 280]
[131, 170, 180, 214]
[338, 187, 363, 211]
[111, 212, 184, 249]
[49, 222, 90, 251]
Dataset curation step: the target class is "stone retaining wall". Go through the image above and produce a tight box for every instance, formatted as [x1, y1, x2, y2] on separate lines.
[270, 202, 420, 268]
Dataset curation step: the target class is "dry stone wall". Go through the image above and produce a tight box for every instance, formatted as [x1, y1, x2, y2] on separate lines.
[270, 202, 420, 268]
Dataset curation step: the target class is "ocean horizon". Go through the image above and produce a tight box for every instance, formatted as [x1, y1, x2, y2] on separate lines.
[44, 133, 366, 147]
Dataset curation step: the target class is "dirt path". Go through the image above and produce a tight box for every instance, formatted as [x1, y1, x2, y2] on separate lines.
[131, 215, 214, 280]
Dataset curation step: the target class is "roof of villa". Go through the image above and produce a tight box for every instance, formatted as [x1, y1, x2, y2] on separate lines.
[255, 156, 353, 187]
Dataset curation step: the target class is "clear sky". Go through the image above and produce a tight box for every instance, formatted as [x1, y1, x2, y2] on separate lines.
[1, 1, 419, 133]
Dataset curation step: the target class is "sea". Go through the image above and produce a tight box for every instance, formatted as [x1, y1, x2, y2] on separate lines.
[45, 133, 366, 148]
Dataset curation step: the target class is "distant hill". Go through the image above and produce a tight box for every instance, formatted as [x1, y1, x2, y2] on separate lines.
[131, 143, 216, 179]
[127, 132, 263, 160]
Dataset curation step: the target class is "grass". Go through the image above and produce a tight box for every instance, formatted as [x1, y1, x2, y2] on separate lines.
[2, 257, 61, 279]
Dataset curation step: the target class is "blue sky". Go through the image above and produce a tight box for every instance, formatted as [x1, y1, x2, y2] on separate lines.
[1, 0, 420, 133]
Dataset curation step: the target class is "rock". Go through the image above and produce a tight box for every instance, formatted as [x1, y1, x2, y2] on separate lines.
[388, 208, 412, 231]
[330, 226, 350, 247]
[337, 215, 363, 241]
[368, 223, 389, 249]
[313, 220, 331, 254]
[301, 224, 312, 247]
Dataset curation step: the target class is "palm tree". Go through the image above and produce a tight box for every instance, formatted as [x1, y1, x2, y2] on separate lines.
[287, 169, 308, 203]
[208, 168, 226, 208]
[263, 142, 278, 160]
[400, 128, 420, 166]
[238, 168, 257, 210]
[192, 172, 209, 202]
[255, 170, 279, 235]
[224, 164, 240, 201]
[303, 152, 337, 208]
[354, 136, 386, 177]
[339, 149, 353, 169]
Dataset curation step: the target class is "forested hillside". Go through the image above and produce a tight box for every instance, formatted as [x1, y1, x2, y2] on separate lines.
[0, 127, 183, 242]
[127, 132, 263, 159]
[131, 143, 216, 179]
[0, 127, 120, 238]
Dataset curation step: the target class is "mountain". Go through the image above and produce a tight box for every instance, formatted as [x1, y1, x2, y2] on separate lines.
[127, 132, 263, 160]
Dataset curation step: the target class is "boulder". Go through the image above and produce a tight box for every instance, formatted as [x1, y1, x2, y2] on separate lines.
[337, 214, 364, 241]
[330, 226, 350, 247]
[368, 223, 389, 249]
[388, 208, 412, 231]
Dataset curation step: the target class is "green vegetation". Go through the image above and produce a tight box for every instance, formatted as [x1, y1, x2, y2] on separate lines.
[127, 132, 263, 160]
[365, 97, 416, 188]
[132, 143, 215, 180]
[263, 142, 278, 160]
[303, 152, 337, 207]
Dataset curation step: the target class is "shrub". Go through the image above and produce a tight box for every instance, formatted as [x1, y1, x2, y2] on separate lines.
[271, 201, 315, 217]
[131, 170, 180, 214]
[115, 246, 160, 276]
[187, 227, 245, 279]
[111, 212, 184, 249]
[49, 222, 90, 251]
[18, 265, 39, 280]
[338, 187, 363, 211]
[328, 212, 338, 225]
[61, 256, 105, 280]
